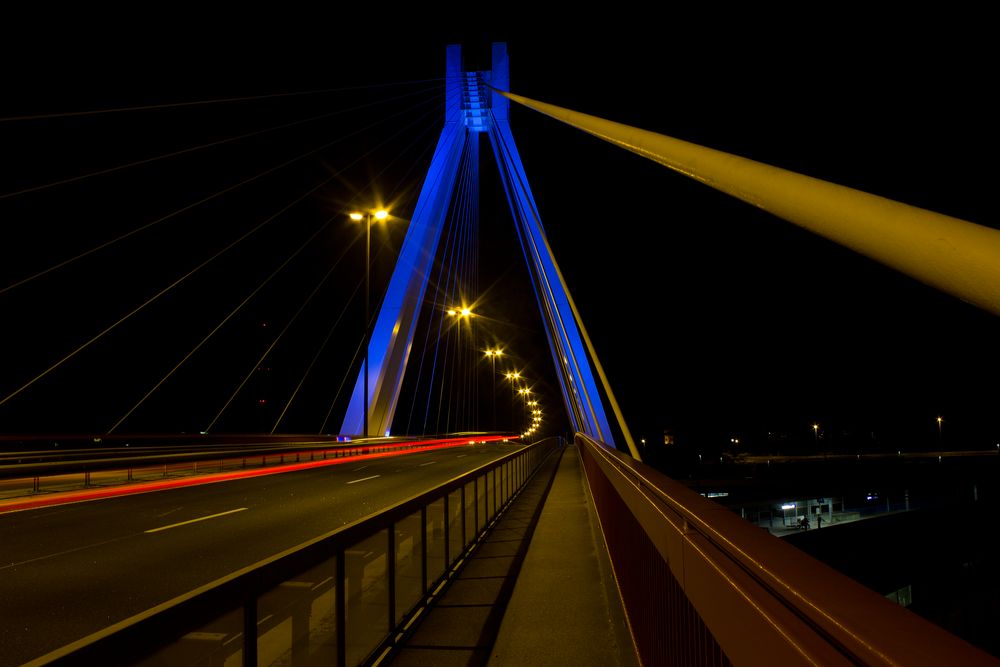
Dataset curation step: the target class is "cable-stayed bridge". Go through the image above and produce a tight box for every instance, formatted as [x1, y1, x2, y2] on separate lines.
[1, 42, 998, 665]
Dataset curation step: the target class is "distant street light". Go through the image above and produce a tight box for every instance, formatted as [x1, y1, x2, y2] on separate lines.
[937, 416, 943, 443]
[484, 348, 503, 430]
[504, 370, 521, 431]
[350, 207, 390, 437]
[812, 423, 819, 451]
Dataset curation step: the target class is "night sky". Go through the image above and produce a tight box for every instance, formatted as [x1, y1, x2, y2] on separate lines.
[1, 16, 997, 455]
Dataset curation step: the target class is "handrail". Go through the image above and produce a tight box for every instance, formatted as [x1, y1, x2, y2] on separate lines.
[0, 435, 512, 481]
[27, 436, 562, 666]
[576, 433, 998, 666]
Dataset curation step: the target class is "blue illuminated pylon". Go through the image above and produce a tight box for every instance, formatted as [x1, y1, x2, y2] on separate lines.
[342, 44, 635, 456]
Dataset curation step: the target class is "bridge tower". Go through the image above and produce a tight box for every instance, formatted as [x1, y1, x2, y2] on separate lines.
[341, 44, 638, 458]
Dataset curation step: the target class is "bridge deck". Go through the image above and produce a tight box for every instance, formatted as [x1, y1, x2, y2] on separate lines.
[393, 444, 635, 665]
[490, 444, 635, 665]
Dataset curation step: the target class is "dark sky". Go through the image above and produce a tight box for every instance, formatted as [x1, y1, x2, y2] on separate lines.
[1, 16, 997, 452]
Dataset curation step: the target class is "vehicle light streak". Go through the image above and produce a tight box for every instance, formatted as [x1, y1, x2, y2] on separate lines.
[0, 435, 511, 515]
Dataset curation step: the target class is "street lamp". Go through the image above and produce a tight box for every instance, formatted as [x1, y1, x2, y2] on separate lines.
[812, 423, 819, 450]
[350, 208, 389, 437]
[504, 370, 521, 431]
[484, 348, 503, 431]
[937, 416, 943, 443]
[516, 387, 536, 431]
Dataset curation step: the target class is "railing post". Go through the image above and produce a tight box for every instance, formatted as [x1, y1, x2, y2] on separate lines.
[443, 492, 450, 569]
[387, 524, 396, 633]
[336, 548, 346, 667]
[421, 506, 428, 595]
[461, 485, 467, 549]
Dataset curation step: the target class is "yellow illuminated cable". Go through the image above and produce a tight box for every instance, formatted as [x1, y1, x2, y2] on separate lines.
[500, 90, 1000, 317]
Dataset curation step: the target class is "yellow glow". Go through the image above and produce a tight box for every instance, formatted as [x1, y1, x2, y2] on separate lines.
[813, 424, 819, 431]
[349, 212, 363, 221]
[501, 89, 1000, 318]
[460, 307, 472, 317]
[937, 416, 943, 424]
[446, 309, 457, 316]
[374, 209, 389, 220]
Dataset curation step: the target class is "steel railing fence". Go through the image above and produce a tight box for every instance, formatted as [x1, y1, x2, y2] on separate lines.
[576, 433, 998, 667]
[0, 435, 510, 499]
[28, 437, 563, 667]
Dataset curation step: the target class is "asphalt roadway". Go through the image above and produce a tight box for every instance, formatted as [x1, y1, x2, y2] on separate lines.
[0, 440, 525, 665]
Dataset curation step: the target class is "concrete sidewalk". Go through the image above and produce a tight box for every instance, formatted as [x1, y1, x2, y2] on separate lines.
[488, 444, 637, 665]
[389, 444, 636, 666]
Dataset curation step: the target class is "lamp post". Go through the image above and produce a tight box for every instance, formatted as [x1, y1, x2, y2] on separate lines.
[504, 370, 521, 432]
[937, 416, 943, 444]
[485, 349, 502, 431]
[447, 307, 473, 430]
[812, 423, 819, 451]
[518, 387, 531, 431]
[350, 208, 388, 437]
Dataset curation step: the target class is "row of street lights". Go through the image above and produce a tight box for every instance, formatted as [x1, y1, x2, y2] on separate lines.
[350, 207, 544, 439]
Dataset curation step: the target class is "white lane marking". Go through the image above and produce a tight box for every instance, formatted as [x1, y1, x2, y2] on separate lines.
[456, 454, 467, 458]
[353, 465, 369, 472]
[347, 475, 381, 485]
[145, 507, 248, 534]
[418, 461, 436, 467]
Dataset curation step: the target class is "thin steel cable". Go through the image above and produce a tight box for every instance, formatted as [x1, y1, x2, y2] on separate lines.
[318, 288, 382, 435]
[0, 85, 441, 201]
[0, 77, 446, 123]
[267, 118, 443, 434]
[269, 278, 363, 435]
[1, 102, 440, 412]
[407, 133, 470, 433]
[108, 216, 338, 432]
[442, 142, 475, 432]
[0, 90, 444, 296]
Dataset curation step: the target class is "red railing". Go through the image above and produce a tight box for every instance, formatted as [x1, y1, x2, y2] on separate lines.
[577, 433, 998, 666]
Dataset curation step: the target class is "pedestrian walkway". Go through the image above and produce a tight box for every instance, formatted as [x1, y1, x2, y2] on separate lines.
[489, 444, 636, 666]
[388, 443, 636, 665]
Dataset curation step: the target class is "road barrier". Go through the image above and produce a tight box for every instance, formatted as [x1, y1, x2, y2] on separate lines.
[577, 433, 997, 666]
[28, 437, 562, 666]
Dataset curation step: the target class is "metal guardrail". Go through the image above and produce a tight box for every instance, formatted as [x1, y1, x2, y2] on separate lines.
[576, 433, 999, 666]
[0, 435, 510, 499]
[28, 436, 563, 666]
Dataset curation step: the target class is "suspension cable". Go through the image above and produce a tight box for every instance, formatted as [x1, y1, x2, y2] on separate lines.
[0, 100, 443, 411]
[108, 216, 338, 432]
[0, 77, 446, 123]
[0, 84, 441, 201]
[0, 90, 444, 296]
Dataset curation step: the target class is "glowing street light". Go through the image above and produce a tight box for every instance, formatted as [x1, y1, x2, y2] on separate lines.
[350, 207, 390, 437]
[503, 370, 522, 432]
[812, 423, 819, 450]
[484, 348, 503, 431]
